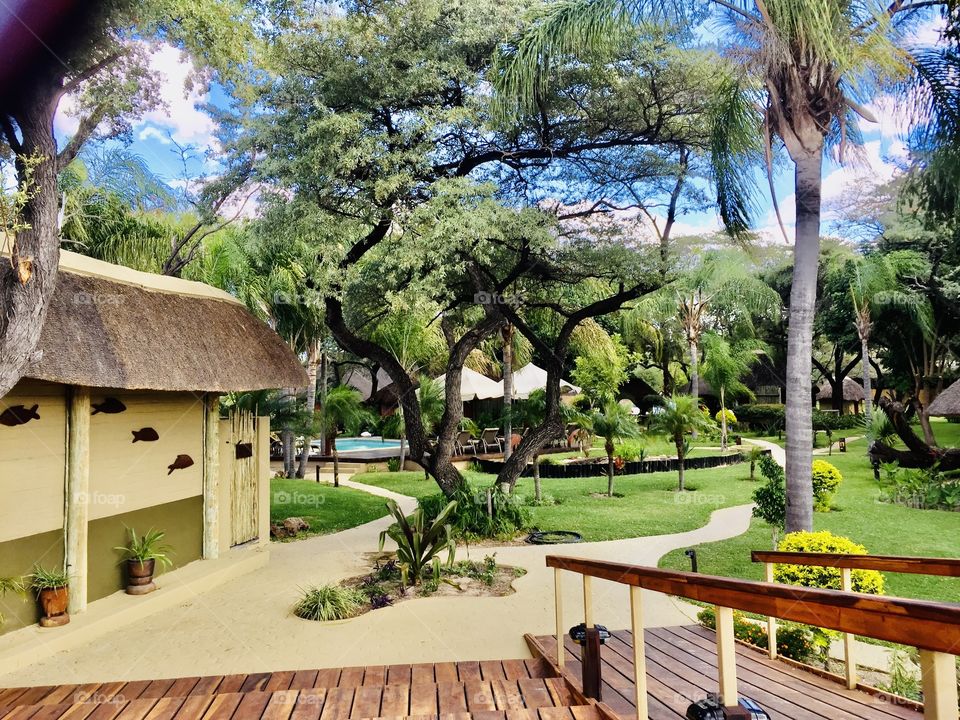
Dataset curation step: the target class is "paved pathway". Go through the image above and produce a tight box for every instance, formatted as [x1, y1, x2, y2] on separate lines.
[0, 475, 755, 687]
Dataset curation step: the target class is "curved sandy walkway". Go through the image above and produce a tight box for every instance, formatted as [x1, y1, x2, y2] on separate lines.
[0, 479, 754, 686]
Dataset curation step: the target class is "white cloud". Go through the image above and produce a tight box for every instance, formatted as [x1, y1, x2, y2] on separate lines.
[137, 126, 173, 144]
[140, 44, 217, 147]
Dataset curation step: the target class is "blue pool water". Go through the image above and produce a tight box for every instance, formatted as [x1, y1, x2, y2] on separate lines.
[312, 437, 402, 452]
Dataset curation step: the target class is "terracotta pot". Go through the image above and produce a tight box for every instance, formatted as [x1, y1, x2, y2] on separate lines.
[126, 558, 156, 595]
[38, 586, 70, 627]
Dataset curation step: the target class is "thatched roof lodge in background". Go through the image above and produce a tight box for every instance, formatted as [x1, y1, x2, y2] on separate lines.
[22, 251, 307, 392]
[928, 380, 960, 418]
[816, 377, 866, 402]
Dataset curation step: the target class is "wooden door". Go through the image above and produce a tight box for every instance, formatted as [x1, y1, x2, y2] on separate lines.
[230, 409, 259, 546]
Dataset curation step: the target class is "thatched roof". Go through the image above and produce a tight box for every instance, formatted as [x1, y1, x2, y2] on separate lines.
[817, 377, 865, 401]
[928, 381, 960, 417]
[343, 366, 398, 404]
[20, 251, 307, 392]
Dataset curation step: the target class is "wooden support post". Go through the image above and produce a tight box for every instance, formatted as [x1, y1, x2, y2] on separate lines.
[554, 568, 565, 670]
[629, 586, 648, 720]
[919, 650, 959, 720]
[65, 386, 91, 614]
[715, 605, 738, 708]
[583, 575, 594, 628]
[764, 562, 777, 660]
[581, 627, 602, 701]
[841, 567, 857, 689]
[202, 393, 220, 560]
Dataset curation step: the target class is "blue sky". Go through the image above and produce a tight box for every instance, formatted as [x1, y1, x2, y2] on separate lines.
[52, 13, 944, 244]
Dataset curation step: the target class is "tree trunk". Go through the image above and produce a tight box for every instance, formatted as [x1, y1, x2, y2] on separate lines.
[533, 453, 542, 502]
[784, 142, 824, 533]
[281, 428, 294, 478]
[296, 343, 320, 478]
[861, 335, 872, 422]
[399, 429, 407, 470]
[605, 439, 615, 497]
[332, 439, 340, 487]
[0, 100, 61, 398]
[676, 440, 686, 492]
[502, 324, 514, 462]
[689, 339, 699, 400]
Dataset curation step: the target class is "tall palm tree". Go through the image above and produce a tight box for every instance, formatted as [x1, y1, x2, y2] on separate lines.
[318, 385, 371, 487]
[648, 395, 715, 491]
[591, 400, 642, 497]
[494, 0, 915, 531]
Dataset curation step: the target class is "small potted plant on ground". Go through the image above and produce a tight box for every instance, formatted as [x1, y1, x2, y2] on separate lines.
[31, 566, 70, 627]
[115, 528, 173, 595]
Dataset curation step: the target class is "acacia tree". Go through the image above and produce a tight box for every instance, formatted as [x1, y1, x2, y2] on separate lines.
[0, 1, 251, 397]
[249, 0, 726, 497]
[495, 0, 922, 531]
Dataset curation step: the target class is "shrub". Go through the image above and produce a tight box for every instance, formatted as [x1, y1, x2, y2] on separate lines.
[751, 454, 786, 547]
[614, 440, 646, 463]
[715, 408, 737, 425]
[811, 460, 843, 511]
[386, 457, 402, 472]
[732, 404, 785, 434]
[774, 531, 885, 594]
[696, 608, 813, 663]
[420, 483, 530, 538]
[295, 584, 365, 621]
[380, 498, 456, 585]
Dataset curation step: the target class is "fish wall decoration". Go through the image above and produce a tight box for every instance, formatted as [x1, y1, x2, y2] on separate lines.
[235, 442, 253, 459]
[92, 397, 127, 415]
[0, 404, 40, 427]
[131, 428, 160, 443]
[167, 454, 194, 475]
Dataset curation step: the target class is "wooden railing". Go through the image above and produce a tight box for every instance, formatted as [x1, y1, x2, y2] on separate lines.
[752, 550, 960, 694]
[548, 555, 960, 720]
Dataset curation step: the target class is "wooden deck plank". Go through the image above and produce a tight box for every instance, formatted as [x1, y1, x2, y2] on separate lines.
[189, 677, 223, 697]
[142, 697, 186, 720]
[337, 668, 365, 688]
[408, 684, 438, 716]
[239, 673, 272, 693]
[261, 689, 299, 720]
[361, 668, 385, 687]
[409, 665, 435, 686]
[433, 664, 459, 685]
[516, 679, 553, 710]
[490, 681, 525, 711]
[479, 662, 507, 682]
[198, 692, 241, 720]
[231, 690, 272, 720]
[456, 662, 482, 684]
[265, 672, 297, 693]
[464, 681, 496, 712]
[289, 688, 326, 720]
[28, 704, 78, 720]
[113, 698, 159, 720]
[289, 672, 319, 692]
[349, 686, 382, 718]
[378, 684, 408, 717]
[313, 670, 341, 689]
[437, 682, 467, 714]
[318, 687, 355, 719]
[500, 661, 528, 681]
[385, 666, 411, 686]
[536, 708, 573, 720]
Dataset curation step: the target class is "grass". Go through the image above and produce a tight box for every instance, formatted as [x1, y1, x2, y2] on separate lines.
[660, 429, 960, 602]
[270, 478, 389, 537]
[544, 435, 738, 462]
[357, 462, 761, 542]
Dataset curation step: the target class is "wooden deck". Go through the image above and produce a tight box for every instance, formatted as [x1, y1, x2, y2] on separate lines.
[531, 626, 924, 720]
[0, 658, 608, 720]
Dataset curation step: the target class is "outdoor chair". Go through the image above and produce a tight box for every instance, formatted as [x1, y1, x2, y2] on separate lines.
[454, 431, 476, 456]
[479, 427, 502, 454]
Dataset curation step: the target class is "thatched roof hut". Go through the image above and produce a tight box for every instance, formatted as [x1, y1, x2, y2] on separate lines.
[927, 381, 960, 417]
[21, 251, 307, 392]
[817, 377, 865, 401]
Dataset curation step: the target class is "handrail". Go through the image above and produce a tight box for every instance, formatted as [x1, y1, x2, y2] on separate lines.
[751, 551, 960, 577]
[547, 555, 960, 654]
[548, 555, 960, 719]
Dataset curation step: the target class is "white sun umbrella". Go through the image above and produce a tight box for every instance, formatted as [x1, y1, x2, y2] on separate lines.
[500, 363, 581, 399]
[435, 366, 503, 401]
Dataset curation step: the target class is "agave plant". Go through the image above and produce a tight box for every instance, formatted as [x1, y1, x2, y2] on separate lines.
[379, 499, 457, 586]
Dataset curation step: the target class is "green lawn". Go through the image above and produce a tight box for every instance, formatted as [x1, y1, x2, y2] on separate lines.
[660, 432, 960, 602]
[356, 462, 761, 542]
[544, 436, 739, 462]
[270, 478, 389, 537]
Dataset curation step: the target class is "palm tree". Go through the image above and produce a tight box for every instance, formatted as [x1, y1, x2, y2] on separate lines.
[318, 386, 370, 487]
[648, 395, 715, 491]
[848, 251, 931, 422]
[591, 400, 642, 497]
[494, 0, 914, 531]
[701, 333, 764, 450]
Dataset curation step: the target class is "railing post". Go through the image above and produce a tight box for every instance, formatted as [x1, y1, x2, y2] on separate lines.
[919, 650, 959, 720]
[582, 628, 603, 701]
[840, 567, 857, 689]
[630, 586, 648, 720]
[583, 574, 594, 628]
[764, 562, 777, 660]
[554, 568, 564, 670]
[715, 606, 739, 709]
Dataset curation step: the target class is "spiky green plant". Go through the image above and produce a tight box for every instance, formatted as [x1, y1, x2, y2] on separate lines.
[30, 566, 69, 591]
[294, 585, 366, 622]
[379, 499, 457, 585]
[0, 577, 26, 627]
[114, 527, 174, 570]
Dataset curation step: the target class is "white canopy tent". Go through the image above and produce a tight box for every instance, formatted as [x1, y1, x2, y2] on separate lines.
[498, 363, 581, 399]
[435, 366, 503, 401]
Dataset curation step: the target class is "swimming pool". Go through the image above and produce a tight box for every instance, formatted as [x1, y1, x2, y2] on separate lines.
[311, 436, 402, 453]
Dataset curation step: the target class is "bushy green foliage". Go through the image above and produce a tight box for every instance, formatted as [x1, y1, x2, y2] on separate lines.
[774, 531, 885, 595]
[614, 439, 647, 463]
[811, 460, 843, 511]
[715, 408, 737, 425]
[380, 499, 457, 585]
[386, 457, 402, 472]
[697, 608, 813, 663]
[752, 454, 786, 546]
[294, 584, 366, 621]
[733, 404, 785, 433]
[420, 484, 530, 538]
[880, 464, 960, 510]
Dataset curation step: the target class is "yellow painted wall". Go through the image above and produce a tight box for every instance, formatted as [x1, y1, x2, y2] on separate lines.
[0, 380, 66, 543]
[89, 390, 204, 520]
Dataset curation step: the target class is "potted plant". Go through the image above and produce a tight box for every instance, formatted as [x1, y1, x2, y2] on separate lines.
[115, 528, 173, 595]
[31, 566, 70, 627]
